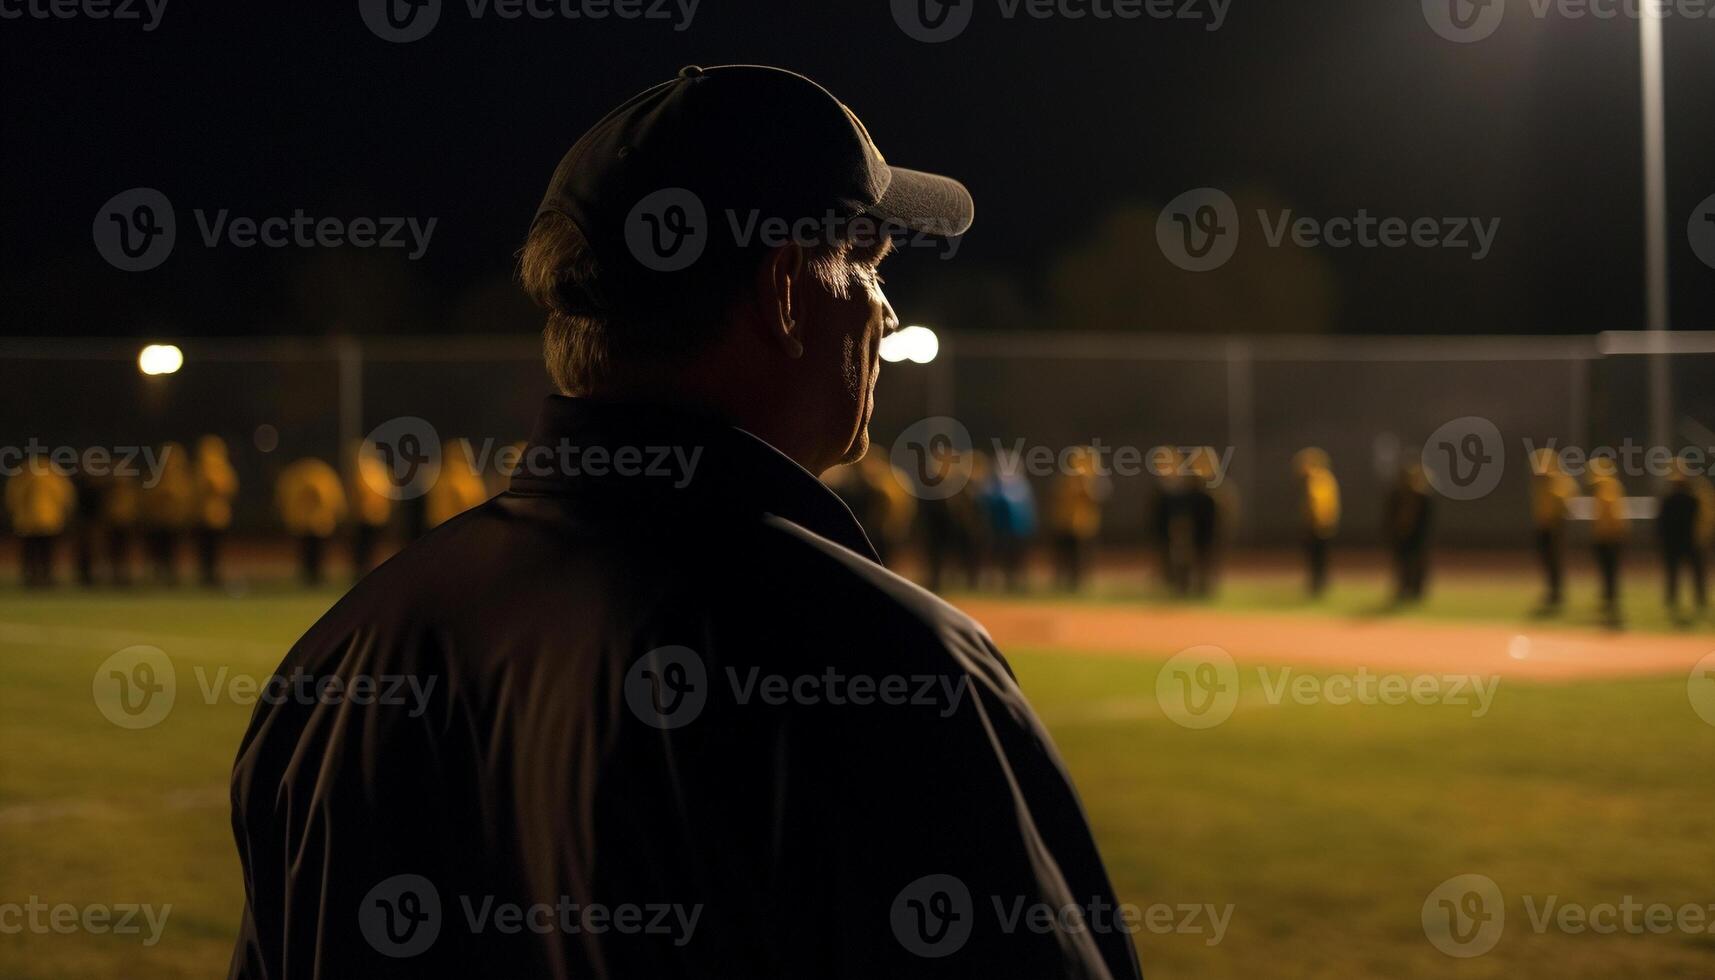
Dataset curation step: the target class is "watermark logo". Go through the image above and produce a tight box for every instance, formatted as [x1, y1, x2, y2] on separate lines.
[625, 188, 708, 272]
[893, 0, 1230, 41]
[1155, 645, 1240, 729]
[891, 416, 976, 501]
[1690, 193, 1715, 270]
[360, 874, 442, 957]
[1423, 0, 1505, 43]
[891, 0, 975, 41]
[0, 898, 172, 946]
[94, 190, 436, 270]
[359, 0, 698, 42]
[362, 416, 443, 501]
[1157, 188, 1499, 270]
[359, 0, 441, 41]
[891, 874, 974, 957]
[92, 645, 175, 730]
[0, 0, 168, 30]
[1422, 416, 1505, 501]
[1423, 874, 1505, 957]
[93, 188, 175, 272]
[1689, 652, 1715, 728]
[624, 645, 708, 729]
[1157, 188, 1239, 273]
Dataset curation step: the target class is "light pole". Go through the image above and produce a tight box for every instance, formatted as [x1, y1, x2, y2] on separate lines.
[1639, 10, 1670, 472]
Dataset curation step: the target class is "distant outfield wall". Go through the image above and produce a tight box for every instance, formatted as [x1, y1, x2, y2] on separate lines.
[5, 332, 1711, 547]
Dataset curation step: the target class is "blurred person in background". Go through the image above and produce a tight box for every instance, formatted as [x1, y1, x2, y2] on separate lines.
[142, 442, 197, 586]
[1147, 446, 1191, 595]
[1294, 448, 1340, 598]
[827, 454, 915, 566]
[1383, 457, 1434, 604]
[276, 457, 346, 585]
[195, 435, 239, 587]
[5, 455, 75, 587]
[104, 472, 140, 586]
[919, 445, 981, 592]
[979, 450, 1036, 591]
[425, 438, 490, 529]
[70, 469, 106, 587]
[1045, 445, 1109, 591]
[1529, 446, 1577, 612]
[1656, 456, 1707, 620]
[347, 440, 393, 575]
[1586, 455, 1627, 623]
[1186, 448, 1233, 597]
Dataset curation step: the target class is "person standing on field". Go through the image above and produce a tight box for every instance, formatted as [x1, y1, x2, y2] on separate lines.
[1529, 446, 1576, 611]
[1045, 446, 1108, 591]
[1294, 447, 1340, 598]
[1656, 456, 1707, 619]
[347, 440, 393, 575]
[1383, 458, 1433, 603]
[275, 458, 346, 585]
[142, 442, 197, 586]
[195, 435, 240, 587]
[1586, 455, 1628, 622]
[228, 65, 1137, 980]
[5, 456, 75, 587]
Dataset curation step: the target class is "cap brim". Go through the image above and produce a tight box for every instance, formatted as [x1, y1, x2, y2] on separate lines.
[867, 166, 973, 238]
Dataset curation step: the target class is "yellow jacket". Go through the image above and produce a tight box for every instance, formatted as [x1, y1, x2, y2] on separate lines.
[1530, 471, 1577, 530]
[277, 459, 347, 538]
[103, 476, 140, 527]
[1301, 468, 1340, 538]
[426, 441, 489, 528]
[142, 444, 198, 530]
[1046, 471, 1104, 539]
[349, 452, 393, 528]
[195, 442, 240, 530]
[5, 465, 75, 536]
[1588, 474, 1627, 543]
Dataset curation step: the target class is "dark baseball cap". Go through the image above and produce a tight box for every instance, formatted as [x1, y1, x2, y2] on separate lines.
[533, 64, 973, 305]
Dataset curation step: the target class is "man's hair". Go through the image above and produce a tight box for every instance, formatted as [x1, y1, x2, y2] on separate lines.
[518, 212, 876, 396]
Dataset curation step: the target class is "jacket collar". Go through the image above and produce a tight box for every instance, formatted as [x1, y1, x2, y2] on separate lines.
[510, 396, 880, 563]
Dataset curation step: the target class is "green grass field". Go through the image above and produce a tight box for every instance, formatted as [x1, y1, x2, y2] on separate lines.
[2, 585, 1712, 978]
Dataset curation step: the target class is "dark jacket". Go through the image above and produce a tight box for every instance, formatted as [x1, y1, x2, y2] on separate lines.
[228, 396, 1140, 980]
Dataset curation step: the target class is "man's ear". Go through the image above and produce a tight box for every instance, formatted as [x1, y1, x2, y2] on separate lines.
[753, 243, 807, 359]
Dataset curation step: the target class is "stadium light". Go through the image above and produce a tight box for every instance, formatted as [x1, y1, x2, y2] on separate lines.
[138, 343, 184, 375]
[880, 325, 939, 364]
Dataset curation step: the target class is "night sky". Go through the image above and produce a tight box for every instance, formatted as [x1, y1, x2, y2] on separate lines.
[3, 0, 1712, 340]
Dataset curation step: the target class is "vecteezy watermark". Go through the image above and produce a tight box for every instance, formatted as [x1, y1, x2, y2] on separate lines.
[359, 874, 700, 957]
[0, 441, 167, 487]
[1154, 646, 1501, 729]
[1422, 874, 1506, 957]
[1156, 187, 1500, 272]
[622, 191, 967, 272]
[94, 188, 436, 272]
[623, 646, 972, 730]
[890, 874, 1233, 958]
[0, 897, 172, 947]
[359, 417, 704, 500]
[1421, 416, 1505, 501]
[1689, 652, 1715, 728]
[1419, 416, 1715, 500]
[1424, 0, 1715, 44]
[890, 0, 1230, 43]
[1690, 193, 1715, 270]
[0, 0, 168, 30]
[93, 646, 176, 729]
[1423, 874, 1715, 957]
[93, 646, 438, 729]
[358, 0, 699, 43]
